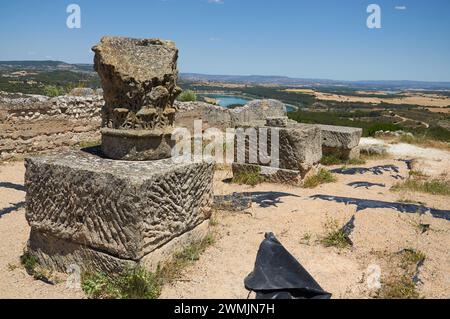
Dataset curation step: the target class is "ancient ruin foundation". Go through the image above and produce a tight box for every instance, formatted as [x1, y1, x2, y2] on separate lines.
[25, 37, 214, 273]
[232, 118, 323, 185]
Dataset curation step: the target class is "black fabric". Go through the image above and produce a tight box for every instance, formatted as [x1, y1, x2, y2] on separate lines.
[245, 233, 332, 299]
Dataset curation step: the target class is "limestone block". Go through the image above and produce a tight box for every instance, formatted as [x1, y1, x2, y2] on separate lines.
[25, 150, 214, 266]
[229, 99, 286, 126]
[318, 124, 362, 150]
[235, 124, 322, 175]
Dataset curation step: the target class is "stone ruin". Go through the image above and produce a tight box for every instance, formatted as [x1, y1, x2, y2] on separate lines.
[231, 116, 362, 185]
[92, 37, 183, 161]
[24, 37, 214, 273]
[232, 118, 323, 185]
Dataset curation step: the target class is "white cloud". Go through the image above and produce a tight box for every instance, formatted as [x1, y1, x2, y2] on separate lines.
[208, 0, 224, 4]
[395, 5, 407, 10]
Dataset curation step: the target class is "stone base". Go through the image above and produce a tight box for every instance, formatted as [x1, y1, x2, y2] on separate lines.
[28, 220, 210, 273]
[232, 163, 318, 186]
[25, 149, 214, 274]
[101, 128, 175, 161]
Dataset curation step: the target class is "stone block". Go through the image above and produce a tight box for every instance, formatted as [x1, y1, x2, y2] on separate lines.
[25, 150, 214, 272]
[235, 124, 322, 175]
[318, 124, 362, 150]
[229, 99, 286, 126]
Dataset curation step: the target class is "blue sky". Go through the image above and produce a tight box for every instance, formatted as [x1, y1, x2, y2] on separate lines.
[0, 0, 449, 81]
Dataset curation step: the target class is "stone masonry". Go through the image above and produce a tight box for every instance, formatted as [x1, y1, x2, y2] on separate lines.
[26, 151, 214, 273]
[93, 37, 182, 161]
[233, 118, 323, 185]
[25, 37, 215, 274]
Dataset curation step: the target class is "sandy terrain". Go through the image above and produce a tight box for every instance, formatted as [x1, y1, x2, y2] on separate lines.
[1, 142, 449, 299]
[0, 161, 84, 298]
[285, 89, 450, 108]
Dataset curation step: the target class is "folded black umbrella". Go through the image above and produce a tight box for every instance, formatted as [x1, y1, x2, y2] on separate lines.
[245, 233, 332, 299]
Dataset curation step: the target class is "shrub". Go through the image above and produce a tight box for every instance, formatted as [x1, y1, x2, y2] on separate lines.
[178, 90, 197, 102]
[320, 216, 352, 249]
[43, 85, 66, 97]
[232, 167, 263, 186]
[392, 178, 450, 197]
[82, 234, 216, 299]
[303, 169, 337, 188]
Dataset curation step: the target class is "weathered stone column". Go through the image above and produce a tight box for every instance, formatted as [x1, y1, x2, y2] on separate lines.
[24, 37, 214, 274]
[92, 37, 182, 160]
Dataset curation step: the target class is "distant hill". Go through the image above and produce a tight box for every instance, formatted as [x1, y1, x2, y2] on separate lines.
[181, 73, 450, 91]
[1, 61, 450, 91]
[0, 61, 94, 74]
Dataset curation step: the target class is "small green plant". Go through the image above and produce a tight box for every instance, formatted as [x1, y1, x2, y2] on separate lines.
[232, 168, 263, 186]
[178, 90, 197, 102]
[82, 234, 216, 299]
[20, 252, 39, 274]
[320, 154, 343, 166]
[400, 249, 426, 268]
[377, 275, 421, 299]
[320, 154, 366, 166]
[82, 267, 161, 300]
[43, 85, 66, 97]
[392, 178, 450, 197]
[20, 251, 53, 283]
[303, 169, 337, 188]
[320, 216, 352, 249]
[300, 233, 312, 245]
[209, 214, 219, 227]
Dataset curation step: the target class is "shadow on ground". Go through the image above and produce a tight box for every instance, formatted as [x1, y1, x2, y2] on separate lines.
[214, 191, 300, 210]
[0, 182, 26, 192]
[0, 201, 26, 218]
[347, 181, 386, 189]
[311, 194, 450, 221]
[331, 165, 403, 179]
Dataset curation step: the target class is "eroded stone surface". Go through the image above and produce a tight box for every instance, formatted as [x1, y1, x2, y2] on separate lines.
[92, 37, 182, 160]
[235, 124, 322, 174]
[28, 221, 210, 273]
[318, 124, 362, 150]
[25, 150, 214, 262]
[229, 99, 286, 126]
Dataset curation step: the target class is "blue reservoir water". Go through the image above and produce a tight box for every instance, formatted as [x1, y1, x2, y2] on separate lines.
[200, 94, 297, 112]
[202, 94, 250, 107]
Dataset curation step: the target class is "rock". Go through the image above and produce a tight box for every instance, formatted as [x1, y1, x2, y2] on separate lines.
[230, 99, 286, 126]
[69, 88, 95, 96]
[318, 124, 362, 150]
[266, 117, 288, 128]
[233, 123, 322, 184]
[213, 193, 252, 212]
[359, 143, 388, 156]
[25, 150, 214, 272]
[318, 124, 362, 160]
[92, 37, 182, 160]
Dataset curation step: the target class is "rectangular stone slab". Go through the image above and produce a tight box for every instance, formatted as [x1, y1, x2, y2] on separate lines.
[25, 150, 214, 261]
[318, 124, 362, 150]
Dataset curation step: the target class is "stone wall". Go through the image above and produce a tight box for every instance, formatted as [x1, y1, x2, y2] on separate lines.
[1, 93, 289, 161]
[0, 91, 102, 160]
[174, 99, 287, 130]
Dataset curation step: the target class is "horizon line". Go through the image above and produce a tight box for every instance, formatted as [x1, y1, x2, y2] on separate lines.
[1, 60, 450, 84]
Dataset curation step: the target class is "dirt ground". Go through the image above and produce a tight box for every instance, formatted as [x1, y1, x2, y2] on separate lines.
[0, 147, 449, 299]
